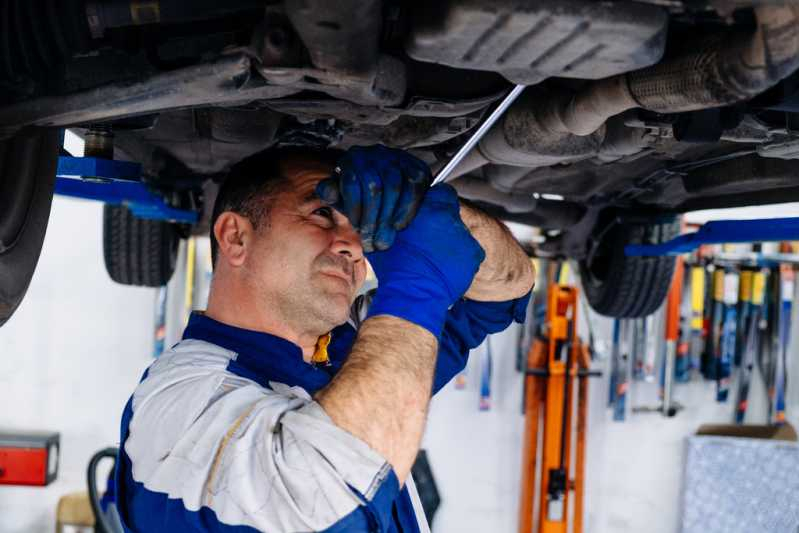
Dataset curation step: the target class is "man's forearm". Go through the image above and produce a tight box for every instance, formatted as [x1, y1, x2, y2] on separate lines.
[459, 202, 535, 302]
[315, 316, 437, 484]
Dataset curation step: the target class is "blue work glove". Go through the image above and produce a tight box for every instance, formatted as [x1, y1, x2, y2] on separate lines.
[315, 145, 432, 252]
[365, 184, 485, 338]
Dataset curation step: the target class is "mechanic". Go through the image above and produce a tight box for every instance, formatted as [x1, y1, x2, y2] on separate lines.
[114, 145, 534, 532]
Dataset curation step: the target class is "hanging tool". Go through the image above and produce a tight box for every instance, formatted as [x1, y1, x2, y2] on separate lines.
[675, 261, 692, 382]
[183, 237, 196, 327]
[643, 308, 661, 382]
[773, 263, 794, 424]
[517, 283, 599, 533]
[613, 319, 632, 422]
[758, 267, 776, 420]
[479, 337, 493, 411]
[662, 256, 685, 416]
[688, 264, 705, 376]
[632, 318, 646, 381]
[734, 269, 766, 424]
[718, 269, 739, 402]
[153, 285, 168, 358]
[608, 319, 621, 407]
[633, 259, 685, 416]
[735, 269, 754, 367]
[706, 268, 726, 381]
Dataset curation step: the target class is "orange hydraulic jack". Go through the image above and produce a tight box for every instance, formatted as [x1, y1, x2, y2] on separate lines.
[518, 284, 597, 533]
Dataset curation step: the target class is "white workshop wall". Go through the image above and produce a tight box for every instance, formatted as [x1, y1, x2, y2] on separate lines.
[0, 197, 156, 532]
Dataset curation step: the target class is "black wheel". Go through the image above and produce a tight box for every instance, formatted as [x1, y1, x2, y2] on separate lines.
[103, 204, 180, 287]
[579, 218, 679, 318]
[0, 130, 60, 327]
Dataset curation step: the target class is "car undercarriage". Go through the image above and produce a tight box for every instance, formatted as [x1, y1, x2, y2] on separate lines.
[3, 0, 799, 322]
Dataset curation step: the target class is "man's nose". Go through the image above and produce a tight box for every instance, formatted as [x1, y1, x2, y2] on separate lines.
[330, 214, 364, 260]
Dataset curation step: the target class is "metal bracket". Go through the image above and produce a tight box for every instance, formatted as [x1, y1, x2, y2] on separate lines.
[54, 156, 199, 224]
[625, 217, 799, 256]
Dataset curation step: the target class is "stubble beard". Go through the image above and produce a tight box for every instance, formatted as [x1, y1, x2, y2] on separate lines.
[274, 262, 354, 336]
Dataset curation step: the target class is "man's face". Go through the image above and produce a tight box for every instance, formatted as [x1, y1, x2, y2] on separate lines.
[243, 156, 367, 331]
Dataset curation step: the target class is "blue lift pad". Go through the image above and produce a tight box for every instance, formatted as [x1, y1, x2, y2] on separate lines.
[54, 156, 198, 224]
[626, 217, 799, 256]
[56, 156, 142, 181]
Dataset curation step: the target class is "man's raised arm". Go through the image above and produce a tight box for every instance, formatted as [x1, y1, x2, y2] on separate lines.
[460, 201, 535, 302]
[316, 185, 484, 484]
[315, 146, 534, 484]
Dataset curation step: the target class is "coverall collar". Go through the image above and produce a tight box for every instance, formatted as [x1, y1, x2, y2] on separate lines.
[182, 312, 353, 394]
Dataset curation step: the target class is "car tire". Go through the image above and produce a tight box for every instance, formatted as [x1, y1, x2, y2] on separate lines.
[0, 130, 60, 327]
[579, 218, 679, 318]
[103, 204, 180, 287]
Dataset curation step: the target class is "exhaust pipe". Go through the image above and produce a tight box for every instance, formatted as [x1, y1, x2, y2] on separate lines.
[542, 5, 799, 136]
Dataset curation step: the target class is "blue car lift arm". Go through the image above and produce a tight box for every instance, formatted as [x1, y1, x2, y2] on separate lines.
[626, 217, 799, 256]
[54, 156, 199, 224]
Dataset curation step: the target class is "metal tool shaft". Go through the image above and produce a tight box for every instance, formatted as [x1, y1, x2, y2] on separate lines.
[432, 84, 525, 186]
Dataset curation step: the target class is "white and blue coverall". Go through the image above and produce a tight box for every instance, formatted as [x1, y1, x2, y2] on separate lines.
[114, 292, 529, 532]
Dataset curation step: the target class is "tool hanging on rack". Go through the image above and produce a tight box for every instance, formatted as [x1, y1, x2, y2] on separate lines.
[688, 264, 705, 376]
[675, 259, 691, 382]
[643, 307, 662, 382]
[153, 285, 168, 358]
[706, 268, 726, 381]
[717, 269, 739, 402]
[701, 266, 719, 379]
[183, 236, 197, 327]
[613, 319, 632, 422]
[517, 283, 599, 533]
[773, 263, 794, 424]
[734, 270, 766, 424]
[632, 318, 647, 381]
[662, 256, 685, 415]
[479, 337, 493, 411]
[759, 267, 777, 421]
[735, 269, 754, 368]
[608, 319, 621, 407]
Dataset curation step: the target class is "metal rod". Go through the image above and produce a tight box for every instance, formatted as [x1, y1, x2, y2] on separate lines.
[432, 84, 525, 185]
[662, 340, 676, 416]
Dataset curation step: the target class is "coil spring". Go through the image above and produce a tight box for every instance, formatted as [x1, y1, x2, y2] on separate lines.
[0, 0, 91, 82]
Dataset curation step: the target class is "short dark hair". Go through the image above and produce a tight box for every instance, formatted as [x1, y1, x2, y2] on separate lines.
[209, 146, 339, 267]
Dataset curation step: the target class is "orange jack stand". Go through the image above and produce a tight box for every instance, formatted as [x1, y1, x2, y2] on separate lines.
[518, 285, 594, 533]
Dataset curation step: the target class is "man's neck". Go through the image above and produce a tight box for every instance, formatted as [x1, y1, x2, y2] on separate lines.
[205, 279, 322, 363]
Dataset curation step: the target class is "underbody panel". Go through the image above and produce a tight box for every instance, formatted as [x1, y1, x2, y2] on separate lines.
[2, 0, 799, 258]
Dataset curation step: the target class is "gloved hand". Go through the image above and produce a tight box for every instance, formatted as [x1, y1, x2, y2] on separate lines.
[315, 145, 432, 252]
[365, 184, 485, 338]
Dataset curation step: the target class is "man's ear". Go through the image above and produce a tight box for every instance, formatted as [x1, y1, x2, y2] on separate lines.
[213, 212, 253, 268]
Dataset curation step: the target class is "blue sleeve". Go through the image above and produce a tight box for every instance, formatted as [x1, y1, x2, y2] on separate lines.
[433, 291, 532, 394]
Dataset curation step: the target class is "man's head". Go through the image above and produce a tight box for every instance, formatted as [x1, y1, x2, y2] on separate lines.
[209, 147, 367, 337]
